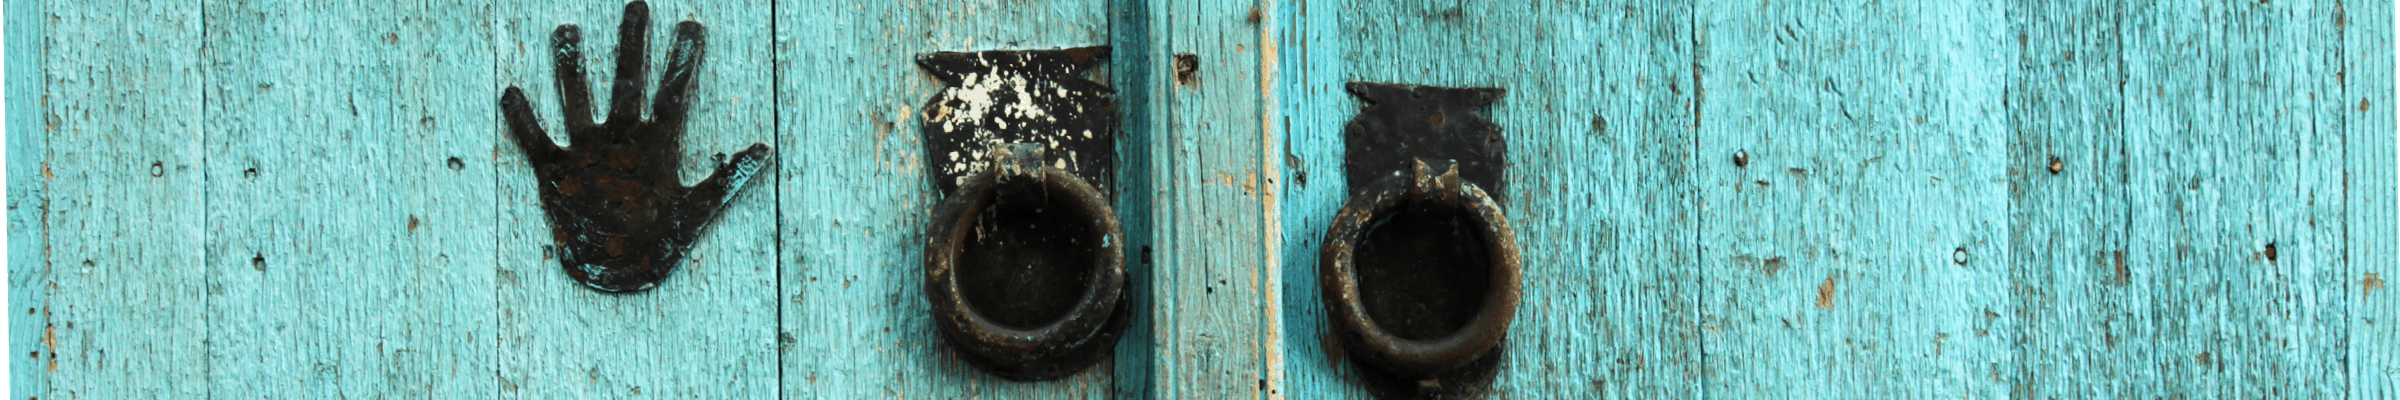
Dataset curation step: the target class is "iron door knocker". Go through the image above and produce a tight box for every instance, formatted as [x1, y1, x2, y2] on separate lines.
[1321, 82, 1522, 399]
[917, 48, 1129, 381]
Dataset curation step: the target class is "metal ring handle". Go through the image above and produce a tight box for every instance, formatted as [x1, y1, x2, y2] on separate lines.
[923, 149, 1126, 379]
[1320, 159, 1522, 378]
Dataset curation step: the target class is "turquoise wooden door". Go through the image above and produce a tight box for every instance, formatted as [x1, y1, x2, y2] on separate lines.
[7, 0, 2396, 399]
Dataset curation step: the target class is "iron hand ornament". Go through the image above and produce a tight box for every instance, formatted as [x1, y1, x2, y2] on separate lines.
[499, 1, 772, 293]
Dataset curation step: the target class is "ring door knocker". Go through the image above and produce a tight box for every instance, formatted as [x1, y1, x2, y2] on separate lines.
[917, 47, 1129, 381]
[1320, 82, 1522, 399]
[500, 1, 774, 293]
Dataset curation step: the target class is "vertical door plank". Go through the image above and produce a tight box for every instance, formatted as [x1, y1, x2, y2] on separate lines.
[2281, 1, 2355, 397]
[1505, 3, 1704, 397]
[2122, 1, 2353, 396]
[492, 2, 781, 398]
[33, 0, 210, 398]
[2119, 4, 2229, 395]
[7, 0, 52, 397]
[1270, 0, 1342, 395]
[201, 1, 499, 397]
[2344, 0, 2399, 396]
[1275, 0, 1703, 398]
[1127, 0, 1277, 397]
[775, 1, 1118, 397]
[1109, 1, 1165, 396]
[1696, 1, 2015, 398]
[2006, 1, 2139, 397]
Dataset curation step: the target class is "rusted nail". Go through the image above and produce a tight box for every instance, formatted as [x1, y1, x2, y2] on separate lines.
[1733, 150, 1750, 168]
[1174, 53, 1200, 85]
[1953, 247, 1969, 265]
[991, 143, 1045, 180]
[2048, 156, 2063, 175]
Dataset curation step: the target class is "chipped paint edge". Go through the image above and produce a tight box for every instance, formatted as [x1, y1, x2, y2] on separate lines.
[1257, 0, 1285, 398]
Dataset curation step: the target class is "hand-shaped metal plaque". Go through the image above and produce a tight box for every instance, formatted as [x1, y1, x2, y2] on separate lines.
[499, 1, 772, 293]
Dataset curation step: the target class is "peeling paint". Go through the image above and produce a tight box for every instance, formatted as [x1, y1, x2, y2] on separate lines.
[917, 47, 1116, 196]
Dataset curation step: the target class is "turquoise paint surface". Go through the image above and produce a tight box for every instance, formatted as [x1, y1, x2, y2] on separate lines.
[205, 0, 499, 397]
[2345, 3, 2399, 399]
[1694, 2, 2014, 397]
[6, 0, 48, 398]
[5, 0, 2395, 398]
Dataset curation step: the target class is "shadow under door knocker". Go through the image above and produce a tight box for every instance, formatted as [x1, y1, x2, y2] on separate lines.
[917, 47, 1130, 381]
[499, 1, 773, 293]
[1320, 82, 1522, 399]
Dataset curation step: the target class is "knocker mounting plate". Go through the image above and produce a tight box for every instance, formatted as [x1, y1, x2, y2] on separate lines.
[918, 47, 1117, 196]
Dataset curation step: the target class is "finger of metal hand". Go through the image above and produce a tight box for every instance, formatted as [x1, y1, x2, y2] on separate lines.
[684, 143, 774, 213]
[604, 1, 652, 130]
[649, 21, 706, 138]
[500, 87, 564, 163]
[550, 24, 597, 135]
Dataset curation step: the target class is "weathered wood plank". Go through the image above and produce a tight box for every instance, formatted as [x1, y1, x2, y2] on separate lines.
[1274, 0, 1704, 398]
[1130, 0, 1277, 397]
[1696, 1, 2015, 397]
[1107, 0, 1164, 396]
[2006, 1, 2140, 397]
[1503, 2, 1705, 396]
[2121, 1, 2356, 396]
[1268, 0, 1343, 395]
[774, 1, 1121, 397]
[2346, 0, 2399, 397]
[31, 0, 211, 398]
[7, 0, 52, 397]
[2120, 5, 2232, 396]
[200, 0, 499, 397]
[2276, 1, 2354, 397]
[492, 2, 781, 397]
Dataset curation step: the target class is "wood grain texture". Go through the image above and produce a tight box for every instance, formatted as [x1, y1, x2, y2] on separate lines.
[1128, 0, 1277, 397]
[2008, 0, 2137, 397]
[1274, 0, 1703, 398]
[26, 0, 211, 398]
[2121, 1, 2354, 396]
[202, 0, 499, 397]
[7, 0, 51, 397]
[492, 1, 782, 398]
[774, 1, 1120, 398]
[2346, 1, 2399, 397]
[1696, 1, 2015, 398]
[1107, 0, 1164, 396]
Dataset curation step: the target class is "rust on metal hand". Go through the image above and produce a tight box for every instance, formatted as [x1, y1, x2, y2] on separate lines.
[499, 1, 772, 293]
